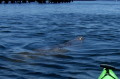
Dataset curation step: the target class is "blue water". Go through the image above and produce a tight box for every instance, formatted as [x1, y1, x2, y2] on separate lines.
[0, 1, 120, 79]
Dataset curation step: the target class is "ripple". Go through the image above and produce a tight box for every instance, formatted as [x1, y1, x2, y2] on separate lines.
[52, 54, 74, 59]
[0, 26, 9, 28]
[0, 45, 6, 50]
[30, 63, 67, 69]
[1, 75, 25, 79]
[23, 42, 47, 50]
[0, 30, 11, 33]
[0, 66, 13, 71]
[26, 72, 72, 79]
[31, 32, 46, 36]
[0, 55, 27, 63]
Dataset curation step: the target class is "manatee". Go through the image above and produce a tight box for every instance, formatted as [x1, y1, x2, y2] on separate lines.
[33, 36, 83, 53]
[18, 36, 83, 59]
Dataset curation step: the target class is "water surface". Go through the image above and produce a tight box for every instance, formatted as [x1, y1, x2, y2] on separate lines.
[0, 1, 120, 79]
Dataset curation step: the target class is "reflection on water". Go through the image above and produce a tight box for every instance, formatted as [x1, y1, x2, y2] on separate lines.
[0, 1, 120, 79]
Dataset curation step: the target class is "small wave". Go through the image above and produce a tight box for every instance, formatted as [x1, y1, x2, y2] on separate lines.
[0, 26, 9, 28]
[52, 54, 74, 59]
[0, 66, 13, 71]
[30, 62, 67, 69]
[0, 30, 11, 33]
[23, 42, 48, 50]
[26, 72, 72, 79]
[0, 55, 27, 63]
[0, 45, 6, 50]
[31, 32, 46, 37]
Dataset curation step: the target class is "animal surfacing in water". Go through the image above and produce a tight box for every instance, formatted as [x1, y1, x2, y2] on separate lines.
[34, 36, 83, 53]
[18, 36, 84, 58]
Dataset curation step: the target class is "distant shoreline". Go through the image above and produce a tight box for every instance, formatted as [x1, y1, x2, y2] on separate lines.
[74, 0, 97, 1]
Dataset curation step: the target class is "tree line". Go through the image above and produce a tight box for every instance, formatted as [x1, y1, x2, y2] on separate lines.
[0, 0, 73, 4]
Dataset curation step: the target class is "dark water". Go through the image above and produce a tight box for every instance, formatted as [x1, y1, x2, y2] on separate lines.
[0, 1, 120, 79]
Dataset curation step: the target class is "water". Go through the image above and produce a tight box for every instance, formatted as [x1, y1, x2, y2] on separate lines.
[0, 1, 120, 79]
